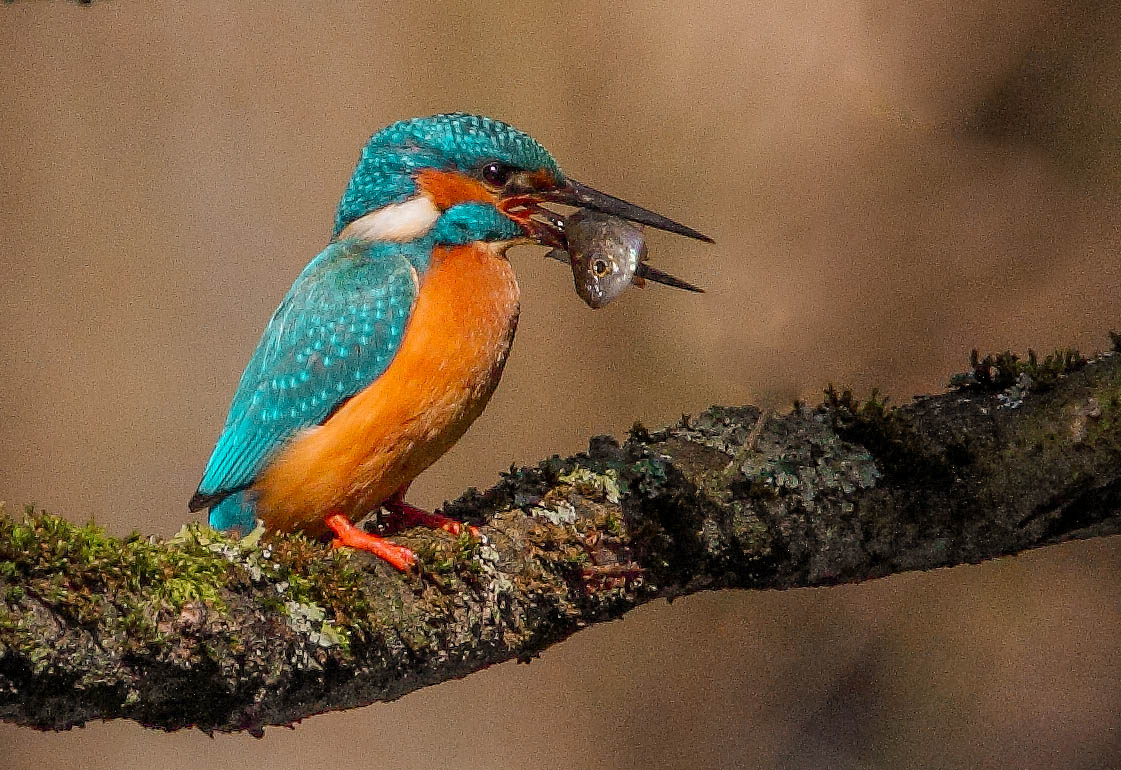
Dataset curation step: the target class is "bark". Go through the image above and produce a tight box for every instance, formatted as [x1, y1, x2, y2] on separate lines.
[2, 347, 1120, 735]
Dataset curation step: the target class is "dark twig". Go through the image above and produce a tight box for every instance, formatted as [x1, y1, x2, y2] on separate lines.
[2, 347, 1120, 734]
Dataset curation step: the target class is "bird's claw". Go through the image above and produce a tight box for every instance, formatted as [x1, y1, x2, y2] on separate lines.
[383, 495, 481, 539]
[325, 513, 417, 571]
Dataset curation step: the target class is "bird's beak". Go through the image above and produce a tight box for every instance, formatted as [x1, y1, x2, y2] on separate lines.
[543, 179, 714, 243]
[501, 178, 713, 249]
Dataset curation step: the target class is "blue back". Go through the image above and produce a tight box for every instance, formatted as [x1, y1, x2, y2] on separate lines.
[195, 203, 525, 531]
[195, 113, 562, 533]
[194, 240, 418, 515]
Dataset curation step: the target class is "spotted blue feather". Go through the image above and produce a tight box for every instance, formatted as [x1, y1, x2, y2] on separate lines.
[191, 203, 524, 531]
[190, 239, 418, 515]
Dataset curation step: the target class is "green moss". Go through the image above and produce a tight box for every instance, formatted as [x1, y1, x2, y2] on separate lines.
[251, 532, 379, 649]
[822, 385, 949, 481]
[524, 518, 591, 575]
[0, 508, 242, 657]
[631, 457, 669, 495]
[1, 508, 230, 609]
[411, 530, 482, 576]
[1088, 373, 1121, 447]
[557, 466, 622, 504]
[951, 348, 1087, 393]
[0, 507, 391, 657]
[602, 508, 624, 537]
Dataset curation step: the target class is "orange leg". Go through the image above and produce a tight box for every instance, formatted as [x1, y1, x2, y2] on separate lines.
[324, 512, 416, 571]
[383, 487, 480, 537]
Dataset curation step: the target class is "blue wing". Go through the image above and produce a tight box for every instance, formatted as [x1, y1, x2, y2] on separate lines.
[190, 239, 418, 518]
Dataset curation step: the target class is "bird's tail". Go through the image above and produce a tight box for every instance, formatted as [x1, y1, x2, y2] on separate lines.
[207, 492, 257, 534]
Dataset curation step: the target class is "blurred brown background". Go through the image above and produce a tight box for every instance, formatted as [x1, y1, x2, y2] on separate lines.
[2, 1, 1120, 768]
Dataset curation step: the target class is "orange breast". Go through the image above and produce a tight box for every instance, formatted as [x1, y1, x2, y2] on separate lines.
[253, 243, 520, 535]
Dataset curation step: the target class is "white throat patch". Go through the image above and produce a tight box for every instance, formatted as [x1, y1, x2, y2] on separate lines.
[339, 195, 441, 243]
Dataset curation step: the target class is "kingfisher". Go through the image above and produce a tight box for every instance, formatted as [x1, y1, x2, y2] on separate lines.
[189, 113, 711, 570]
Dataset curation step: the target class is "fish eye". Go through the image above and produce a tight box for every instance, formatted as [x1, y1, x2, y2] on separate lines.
[481, 161, 516, 187]
[591, 258, 612, 277]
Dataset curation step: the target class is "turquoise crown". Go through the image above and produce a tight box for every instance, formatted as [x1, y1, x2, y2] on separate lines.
[334, 113, 564, 237]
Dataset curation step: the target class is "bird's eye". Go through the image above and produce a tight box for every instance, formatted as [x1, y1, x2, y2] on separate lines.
[481, 161, 515, 187]
[592, 259, 612, 277]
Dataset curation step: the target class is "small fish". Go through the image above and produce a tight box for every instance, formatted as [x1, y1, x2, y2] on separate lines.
[545, 209, 703, 309]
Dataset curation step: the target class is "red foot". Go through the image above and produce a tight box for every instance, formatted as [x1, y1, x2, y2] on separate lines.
[383, 489, 481, 538]
[324, 513, 416, 571]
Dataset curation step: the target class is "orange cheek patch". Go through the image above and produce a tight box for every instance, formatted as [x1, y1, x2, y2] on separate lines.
[416, 168, 496, 209]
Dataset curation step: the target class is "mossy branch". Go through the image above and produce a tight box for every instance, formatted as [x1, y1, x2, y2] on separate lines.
[3, 345, 1121, 734]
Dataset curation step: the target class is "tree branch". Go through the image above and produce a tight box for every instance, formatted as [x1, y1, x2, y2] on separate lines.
[2, 347, 1120, 734]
